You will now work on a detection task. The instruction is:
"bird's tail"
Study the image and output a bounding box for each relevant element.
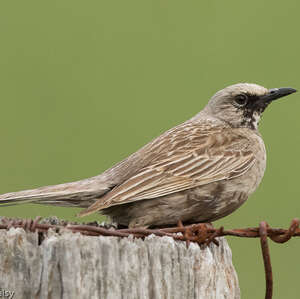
[0,177,110,209]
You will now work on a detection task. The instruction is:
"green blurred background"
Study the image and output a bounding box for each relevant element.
[0,1,299,298]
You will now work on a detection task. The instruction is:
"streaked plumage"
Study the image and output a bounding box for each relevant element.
[0,83,296,227]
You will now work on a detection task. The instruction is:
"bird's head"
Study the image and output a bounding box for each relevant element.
[204,83,297,130]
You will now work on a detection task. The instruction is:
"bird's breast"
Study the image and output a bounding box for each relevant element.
[249,132,267,193]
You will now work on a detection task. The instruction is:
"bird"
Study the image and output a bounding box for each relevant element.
[0,83,296,228]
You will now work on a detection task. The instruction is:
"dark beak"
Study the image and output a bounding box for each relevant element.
[260,87,297,104]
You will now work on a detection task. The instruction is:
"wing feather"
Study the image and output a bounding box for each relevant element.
[79,137,256,217]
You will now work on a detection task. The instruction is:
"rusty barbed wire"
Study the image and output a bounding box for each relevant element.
[259,221,273,299]
[0,216,299,299]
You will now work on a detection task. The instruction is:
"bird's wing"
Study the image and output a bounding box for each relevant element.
[79,128,256,217]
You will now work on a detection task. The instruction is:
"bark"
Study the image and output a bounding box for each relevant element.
[0,227,240,299]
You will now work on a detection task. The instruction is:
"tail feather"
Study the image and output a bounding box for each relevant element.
[0,177,111,209]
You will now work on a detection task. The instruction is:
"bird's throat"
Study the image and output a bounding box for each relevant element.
[241,110,261,130]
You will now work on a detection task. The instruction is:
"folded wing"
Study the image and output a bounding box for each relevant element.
[79,130,255,217]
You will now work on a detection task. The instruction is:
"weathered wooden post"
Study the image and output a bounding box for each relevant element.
[0,224,240,299]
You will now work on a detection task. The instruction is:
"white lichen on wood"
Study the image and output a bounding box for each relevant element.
[0,228,240,299]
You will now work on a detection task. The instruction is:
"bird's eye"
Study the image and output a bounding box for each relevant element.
[234,94,248,107]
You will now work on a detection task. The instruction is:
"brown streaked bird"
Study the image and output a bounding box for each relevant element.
[0,83,297,228]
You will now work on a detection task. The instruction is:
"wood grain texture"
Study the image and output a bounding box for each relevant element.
[0,228,240,299]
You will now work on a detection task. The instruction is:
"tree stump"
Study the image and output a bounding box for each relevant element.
[0,226,240,299]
